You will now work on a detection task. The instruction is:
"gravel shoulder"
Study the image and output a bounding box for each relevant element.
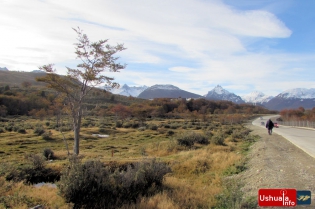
[238,123,315,208]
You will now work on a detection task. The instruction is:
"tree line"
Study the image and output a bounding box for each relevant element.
[280,107,315,121]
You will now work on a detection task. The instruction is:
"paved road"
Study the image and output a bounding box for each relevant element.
[252,115,315,158]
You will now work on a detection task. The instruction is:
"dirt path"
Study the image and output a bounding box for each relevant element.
[238,123,315,208]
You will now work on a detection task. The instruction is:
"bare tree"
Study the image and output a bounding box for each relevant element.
[37,27,126,155]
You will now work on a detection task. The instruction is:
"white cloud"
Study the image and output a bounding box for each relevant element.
[0,0,309,96]
[169,67,195,73]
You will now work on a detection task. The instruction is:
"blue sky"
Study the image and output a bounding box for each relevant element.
[1,0,315,96]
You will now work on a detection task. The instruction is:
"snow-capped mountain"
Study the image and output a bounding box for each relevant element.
[205,85,245,104]
[277,88,315,99]
[138,84,202,99]
[265,88,315,111]
[110,84,148,97]
[242,91,273,104]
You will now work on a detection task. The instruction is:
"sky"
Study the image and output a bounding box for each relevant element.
[1,0,315,97]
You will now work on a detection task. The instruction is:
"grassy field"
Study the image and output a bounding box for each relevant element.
[0,114,259,208]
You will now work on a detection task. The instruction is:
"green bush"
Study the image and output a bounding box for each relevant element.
[58,158,171,209]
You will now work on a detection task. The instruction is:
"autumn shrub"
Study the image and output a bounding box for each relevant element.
[58,158,171,209]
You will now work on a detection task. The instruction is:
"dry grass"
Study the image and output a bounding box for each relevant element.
[0,116,252,208]
[0,177,70,209]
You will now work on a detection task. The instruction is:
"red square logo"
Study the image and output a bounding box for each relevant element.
[258,189,297,207]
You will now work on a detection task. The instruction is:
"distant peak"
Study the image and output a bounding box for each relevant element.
[212,85,228,94]
[122,84,129,88]
[0,67,9,71]
[151,84,180,90]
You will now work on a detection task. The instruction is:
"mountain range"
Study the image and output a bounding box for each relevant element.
[110,84,315,111]
[0,68,314,111]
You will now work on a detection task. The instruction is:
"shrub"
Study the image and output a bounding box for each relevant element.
[115,121,123,128]
[25,154,46,170]
[132,122,140,128]
[215,179,244,209]
[42,131,52,140]
[12,125,20,132]
[149,124,158,130]
[176,132,209,147]
[211,134,225,145]
[34,126,45,136]
[167,130,175,136]
[5,156,60,184]
[123,122,132,128]
[0,128,4,133]
[17,128,26,134]
[43,148,54,160]
[5,125,13,132]
[99,128,107,133]
[58,158,171,209]
[138,127,146,131]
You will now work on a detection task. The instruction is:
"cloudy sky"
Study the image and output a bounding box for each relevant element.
[1,0,315,96]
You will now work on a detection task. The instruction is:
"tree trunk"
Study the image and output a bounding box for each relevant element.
[73,124,80,155]
[73,107,82,155]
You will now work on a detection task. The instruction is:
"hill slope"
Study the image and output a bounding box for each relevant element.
[0,71,47,87]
